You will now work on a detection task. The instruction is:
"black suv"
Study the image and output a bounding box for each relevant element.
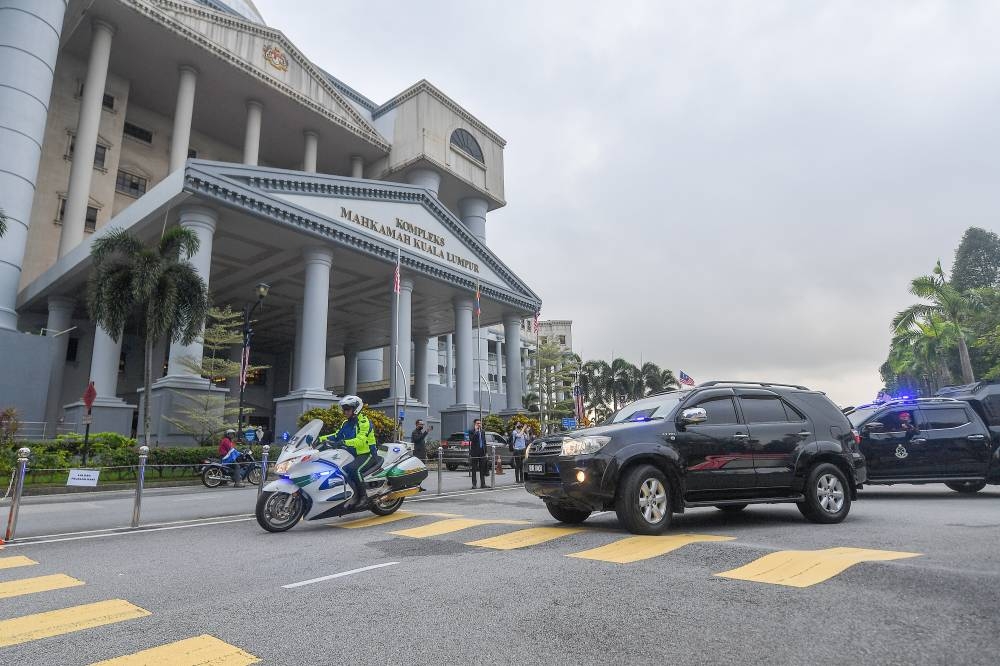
[845,395,999,493]
[524,381,866,535]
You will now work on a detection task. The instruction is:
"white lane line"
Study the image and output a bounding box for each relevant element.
[5,514,254,540]
[282,562,400,589]
[408,485,523,502]
[3,517,254,547]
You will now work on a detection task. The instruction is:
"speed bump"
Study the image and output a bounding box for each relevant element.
[568,534,735,564]
[467,526,585,550]
[716,546,921,588]
[91,634,260,665]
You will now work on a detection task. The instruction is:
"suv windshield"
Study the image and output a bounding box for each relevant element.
[611,393,685,423]
[846,406,880,427]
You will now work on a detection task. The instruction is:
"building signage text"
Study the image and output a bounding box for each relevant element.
[340,207,480,274]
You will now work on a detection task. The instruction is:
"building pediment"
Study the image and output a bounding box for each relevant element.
[183,161,541,313]
[140,0,389,151]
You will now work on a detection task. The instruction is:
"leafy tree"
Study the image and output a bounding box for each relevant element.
[952,227,1000,292]
[482,413,505,434]
[893,261,979,384]
[528,342,577,432]
[87,227,210,447]
[641,362,678,395]
[507,413,541,438]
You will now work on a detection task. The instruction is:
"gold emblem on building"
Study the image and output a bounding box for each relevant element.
[263,45,289,72]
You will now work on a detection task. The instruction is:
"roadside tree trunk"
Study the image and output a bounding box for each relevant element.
[957,335,976,384]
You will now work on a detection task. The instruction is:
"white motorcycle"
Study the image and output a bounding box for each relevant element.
[256,419,428,532]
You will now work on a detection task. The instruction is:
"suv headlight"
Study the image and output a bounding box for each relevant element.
[561,436,611,457]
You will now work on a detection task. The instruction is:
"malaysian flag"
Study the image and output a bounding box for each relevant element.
[240,340,251,389]
[679,370,695,387]
[393,256,400,294]
[475,284,481,317]
[573,384,585,422]
[533,310,540,334]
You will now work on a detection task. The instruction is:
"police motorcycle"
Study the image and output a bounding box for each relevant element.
[256,419,428,532]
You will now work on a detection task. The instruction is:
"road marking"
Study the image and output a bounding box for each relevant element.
[282,562,400,589]
[3,517,254,548]
[0,599,150,647]
[6,515,256,542]
[716,547,922,588]
[0,555,37,570]
[467,526,585,550]
[568,534,736,564]
[332,511,461,529]
[90,634,260,665]
[0,573,85,599]
[391,518,530,538]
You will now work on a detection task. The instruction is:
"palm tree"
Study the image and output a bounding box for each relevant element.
[893,261,978,384]
[607,358,635,411]
[580,360,611,415]
[640,362,679,395]
[87,227,210,446]
[887,313,957,393]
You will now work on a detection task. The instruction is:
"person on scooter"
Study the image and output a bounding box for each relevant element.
[318,395,377,508]
[219,428,243,487]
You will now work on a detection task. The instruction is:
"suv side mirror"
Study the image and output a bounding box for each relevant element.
[862,422,884,434]
[679,407,708,425]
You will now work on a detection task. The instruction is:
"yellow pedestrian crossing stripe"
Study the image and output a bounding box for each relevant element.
[391,518,530,538]
[90,634,259,665]
[0,555,37,570]
[467,526,585,550]
[568,534,736,564]
[333,511,461,529]
[716,546,921,587]
[0,599,150,647]
[0,573,85,599]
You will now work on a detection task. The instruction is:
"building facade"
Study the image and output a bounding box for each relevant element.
[0,0,540,442]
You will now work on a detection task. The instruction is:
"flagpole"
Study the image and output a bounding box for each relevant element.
[535,315,541,433]
[393,248,401,441]
[476,281,483,426]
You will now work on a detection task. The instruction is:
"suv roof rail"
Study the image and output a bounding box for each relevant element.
[853,397,964,411]
[698,380,811,390]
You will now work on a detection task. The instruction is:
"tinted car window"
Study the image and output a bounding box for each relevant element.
[694,397,739,424]
[740,397,788,423]
[873,409,919,433]
[921,408,970,430]
[611,393,685,423]
[783,401,806,422]
[847,406,880,428]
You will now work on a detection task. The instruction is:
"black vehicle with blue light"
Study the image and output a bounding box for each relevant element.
[523,381,866,535]
[845,390,1000,493]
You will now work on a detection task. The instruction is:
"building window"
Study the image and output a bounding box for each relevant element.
[558,335,566,345]
[66,338,79,363]
[57,198,98,232]
[115,170,148,198]
[187,148,198,158]
[245,367,268,386]
[67,135,109,169]
[540,336,548,344]
[123,121,153,144]
[75,82,115,111]
[449,128,484,163]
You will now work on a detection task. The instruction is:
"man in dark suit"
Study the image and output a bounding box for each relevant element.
[469,418,488,489]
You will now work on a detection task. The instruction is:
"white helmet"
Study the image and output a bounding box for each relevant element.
[339,395,363,412]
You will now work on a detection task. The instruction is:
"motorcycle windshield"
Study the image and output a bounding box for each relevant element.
[279,419,324,460]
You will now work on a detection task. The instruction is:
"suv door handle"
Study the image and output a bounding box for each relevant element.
[797,431,812,438]
[733,433,750,440]
[967,434,986,441]
[910,438,927,444]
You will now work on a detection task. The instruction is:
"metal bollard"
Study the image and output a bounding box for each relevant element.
[258,445,270,500]
[131,445,148,528]
[4,447,31,542]
[437,446,443,496]
[490,443,496,489]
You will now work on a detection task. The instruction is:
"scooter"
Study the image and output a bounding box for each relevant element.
[255,419,428,532]
[201,448,262,488]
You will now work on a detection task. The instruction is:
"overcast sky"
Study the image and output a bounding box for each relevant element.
[256,0,999,406]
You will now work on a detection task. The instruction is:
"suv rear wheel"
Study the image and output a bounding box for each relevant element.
[945,480,987,494]
[615,464,672,535]
[797,463,851,524]
[545,503,591,524]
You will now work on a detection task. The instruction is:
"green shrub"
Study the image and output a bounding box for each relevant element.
[482,414,506,435]
[298,406,396,443]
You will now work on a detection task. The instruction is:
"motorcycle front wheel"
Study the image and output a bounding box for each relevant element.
[202,466,227,488]
[256,491,305,532]
[369,495,404,516]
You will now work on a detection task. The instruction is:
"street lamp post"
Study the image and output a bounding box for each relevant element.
[236,282,270,442]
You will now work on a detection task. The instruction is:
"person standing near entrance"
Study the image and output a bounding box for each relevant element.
[411,420,433,461]
[510,423,528,483]
[469,418,488,489]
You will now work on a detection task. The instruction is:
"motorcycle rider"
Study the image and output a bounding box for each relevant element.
[219,428,243,487]
[319,395,377,508]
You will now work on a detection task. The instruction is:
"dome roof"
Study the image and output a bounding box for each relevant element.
[193,0,266,25]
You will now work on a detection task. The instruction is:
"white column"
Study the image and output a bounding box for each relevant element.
[390,277,414,400]
[243,100,263,166]
[344,346,358,395]
[43,296,75,430]
[303,130,318,173]
[169,65,198,172]
[164,206,217,378]
[503,315,523,410]
[90,325,122,399]
[350,154,364,179]
[453,297,474,405]
[406,168,440,196]
[0,0,68,330]
[414,335,429,404]
[446,333,454,388]
[427,337,441,386]
[57,19,115,259]
[296,247,333,391]
[458,196,488,244]
[357,348,383,384]
[292,303,304,389]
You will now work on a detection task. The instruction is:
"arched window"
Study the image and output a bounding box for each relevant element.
[450,128,484,163]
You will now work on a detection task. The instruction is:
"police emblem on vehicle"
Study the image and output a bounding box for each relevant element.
[895,444,908,459]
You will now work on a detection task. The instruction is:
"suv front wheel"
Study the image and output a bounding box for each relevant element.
[797,463,851,524]
[545,502,591,524]
[616,464,672,535]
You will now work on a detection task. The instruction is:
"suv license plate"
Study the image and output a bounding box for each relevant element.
[527,463,544,473]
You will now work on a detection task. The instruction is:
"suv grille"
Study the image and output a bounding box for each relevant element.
[529,440,563,457]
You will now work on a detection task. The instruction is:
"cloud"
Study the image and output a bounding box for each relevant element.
[257,0,1000,405]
